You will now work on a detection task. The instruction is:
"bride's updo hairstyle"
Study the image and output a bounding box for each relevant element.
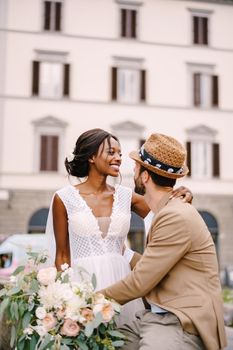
[65,128,119,178]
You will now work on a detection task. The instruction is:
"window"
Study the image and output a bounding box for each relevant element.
[32,51,70,99]
[193,73,218,107]
[193,15,208,45]
[111,120,144,177]
[186,125,220,179]
[187,63,218,108]
[40,135,58,171]
[188,8,212,46]
[112,58,146,103]
[32,116,67,173]
[43,0,62,32]
[121,8,137,38]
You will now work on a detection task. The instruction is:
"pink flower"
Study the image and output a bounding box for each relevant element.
[37,267,57,286]
[42,313,57,331]
[60,319,80,337]
[56,308,66,320]
[93,302,115,322]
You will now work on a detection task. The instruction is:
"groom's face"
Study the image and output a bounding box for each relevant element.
[134,163,146,195]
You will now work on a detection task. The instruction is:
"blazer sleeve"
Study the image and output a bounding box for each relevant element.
[101,209,191,304]
[130,251,142,270]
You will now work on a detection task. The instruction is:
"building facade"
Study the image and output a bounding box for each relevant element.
[0,0,233,268]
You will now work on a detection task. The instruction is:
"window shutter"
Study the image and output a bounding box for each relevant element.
[212,75,219,107]
[111,67,117,100]
[51,136,58,171]
[32,61,40,96]
[131,10,137,38]
[40,135,58,171]
[140,69,146,101]
[121,9,126,37]
[55,2,62,31]
[44,1,51,30]
[193,16,199,44]
[193,73,201,106]
[203,17,208,45]
[63,63,70,97]
[40,136,47,171]
[186,142,191,176]
[212,143,220,177]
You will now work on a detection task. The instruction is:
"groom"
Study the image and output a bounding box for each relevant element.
[101,133,227,350]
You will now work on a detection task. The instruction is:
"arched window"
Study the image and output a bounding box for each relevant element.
[28,208,49,233]
[199,210,218,251]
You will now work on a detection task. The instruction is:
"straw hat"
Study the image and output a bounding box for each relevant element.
[129,133,189,179]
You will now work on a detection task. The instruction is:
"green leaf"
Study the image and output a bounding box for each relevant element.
[10,325,16,348]
[76,339,89,350]
[22,311,31,329]
[8,286,21,295]
[12,265,25,276]
[91,273,97,290]
[0,287,7,298]
[84,322,94,337]
[39,334,54,350]
[60,345,70,350]
[107,330,126,339]
[26,252,39,258]
[11,301,19,320]
[29,334,38,350]
[18,339,26,350]
[0,297,10,320]
[61,338,73,345]
[30,278,39,293]
[112,340,125,347]
[62,274,69,283]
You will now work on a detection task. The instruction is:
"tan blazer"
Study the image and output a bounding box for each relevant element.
[102,195,227,350]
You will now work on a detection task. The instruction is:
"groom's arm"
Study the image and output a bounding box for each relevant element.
[100,210,191,304]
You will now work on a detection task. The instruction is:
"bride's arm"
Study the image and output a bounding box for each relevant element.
[52,194,71,270]
[131,186,193,218]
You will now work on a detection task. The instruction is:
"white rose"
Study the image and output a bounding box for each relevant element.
[36,307,47,319]
[23,327,33,335]
[61,263,69,271]
[37,267,57,286]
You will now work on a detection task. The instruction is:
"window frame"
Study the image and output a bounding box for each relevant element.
[42,0,63,32]
[32,51,70,99]
[111,57,146,104]
[32,116,67,174]
[187,63,218,109]
[116,0,142,39]
[186,125,220,180]
[188,8,213,47]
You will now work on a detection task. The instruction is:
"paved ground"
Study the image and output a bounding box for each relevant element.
[225,326,233,350]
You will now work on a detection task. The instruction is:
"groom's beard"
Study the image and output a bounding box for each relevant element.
[134,175,145,196]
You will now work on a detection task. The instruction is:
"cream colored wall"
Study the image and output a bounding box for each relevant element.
[1,0,233,193]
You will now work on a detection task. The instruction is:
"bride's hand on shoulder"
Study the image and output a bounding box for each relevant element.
[170,186,193,204]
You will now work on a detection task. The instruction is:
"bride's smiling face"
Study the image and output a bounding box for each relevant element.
[91,137,122,177]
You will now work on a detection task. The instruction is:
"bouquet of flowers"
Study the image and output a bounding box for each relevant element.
[0,252,125,350]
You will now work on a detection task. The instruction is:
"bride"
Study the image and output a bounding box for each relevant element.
[45,128,192,326]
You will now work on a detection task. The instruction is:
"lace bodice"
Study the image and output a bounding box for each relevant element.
[56,185,132,262]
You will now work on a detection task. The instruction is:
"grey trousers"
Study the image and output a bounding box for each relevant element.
[119,310,206,350]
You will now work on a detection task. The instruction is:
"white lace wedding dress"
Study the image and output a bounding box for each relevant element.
[46,184,144,326]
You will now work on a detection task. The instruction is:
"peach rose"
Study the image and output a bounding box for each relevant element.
[42,313,57,331]
[60,319,80,337]
[93,302,115,322]
[37,267,57,286]
[81,308,94,323]
[56,308,66,320]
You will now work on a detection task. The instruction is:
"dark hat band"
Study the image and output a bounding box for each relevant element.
[139,146,184,175]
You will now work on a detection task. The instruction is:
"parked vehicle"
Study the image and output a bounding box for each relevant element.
[0,234,48,285]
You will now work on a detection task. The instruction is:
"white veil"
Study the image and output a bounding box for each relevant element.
[45,195,56,267]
